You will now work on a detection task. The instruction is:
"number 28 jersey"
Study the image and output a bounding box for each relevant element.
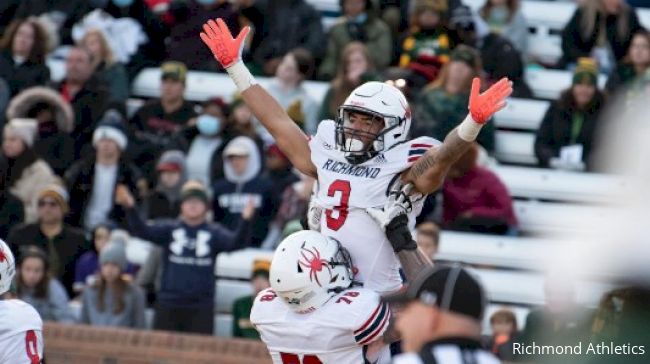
[309,120,440,293]
[250,287,391,364]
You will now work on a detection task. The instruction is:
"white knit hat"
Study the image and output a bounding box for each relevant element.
[92,110,128,150]
[3,118,38,147]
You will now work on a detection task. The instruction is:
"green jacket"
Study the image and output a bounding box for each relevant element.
[232,295,260,339]
[318,17,392,80]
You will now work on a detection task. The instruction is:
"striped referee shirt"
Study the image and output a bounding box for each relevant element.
[393,337,501,364]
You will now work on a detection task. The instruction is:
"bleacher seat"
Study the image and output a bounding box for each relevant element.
[494,98,549,130]
[525,68,607,100]
[513,199,614,235]
[495,131,537,165]
[216,279,253,313]
[216,313,234,337]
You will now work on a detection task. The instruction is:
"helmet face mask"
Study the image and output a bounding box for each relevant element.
[270,231,355,313]
[335,82,411,164]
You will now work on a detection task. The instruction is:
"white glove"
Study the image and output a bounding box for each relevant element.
[307,196,323,232]
[365,183,422,231]
[550,157,586,172]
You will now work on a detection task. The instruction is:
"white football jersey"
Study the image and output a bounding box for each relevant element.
[251,287,391,364]
[0,299,44,364]
[310,120,441,293]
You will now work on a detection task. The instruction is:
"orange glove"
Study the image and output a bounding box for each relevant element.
[468,77,512,124]
[200,18,250,69]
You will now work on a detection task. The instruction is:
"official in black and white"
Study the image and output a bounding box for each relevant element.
[387,265,501,364]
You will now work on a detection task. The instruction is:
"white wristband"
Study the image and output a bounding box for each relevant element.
[226,61,257,92]
[457,114,482,142]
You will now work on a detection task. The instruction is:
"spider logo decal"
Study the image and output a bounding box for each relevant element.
[298,243,332,287]
[0,248,6,263]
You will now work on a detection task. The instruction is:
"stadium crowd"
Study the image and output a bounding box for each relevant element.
[0,0,649,362]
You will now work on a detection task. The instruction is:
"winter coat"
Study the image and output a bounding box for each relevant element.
[319,16,393,79]
[480,33,532,99]
[96,61,129,104]
[212,136,274,248]
[8,223,89,297]
[4,157,58,223]
[560,5,642,67]
[64,156,143,229]
[534,90,606,170]
[0,51,50,97]
[166,1,239,71]
[7,86,75,175]
[0,191,23,240]
[54,76,109,158]
[241,0,325,68]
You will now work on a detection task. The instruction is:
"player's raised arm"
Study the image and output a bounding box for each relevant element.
[404,78,512,194]
[200,19,317,177]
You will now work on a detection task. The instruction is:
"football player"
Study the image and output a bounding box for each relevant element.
[0,239,44,364]
[200,20,512,293]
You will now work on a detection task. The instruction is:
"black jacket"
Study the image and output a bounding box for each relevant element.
[534,90,605,170]
[7,223,89,296]
[64,156,143,229]
[15,0,91,45]
[0,51,50,97]
[54,77,109,158]
[0,191,24,240]
[480,34,533,99]
[561,6,642,67]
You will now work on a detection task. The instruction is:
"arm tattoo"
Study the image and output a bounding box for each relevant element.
[397,249,433,283]
[408,128,473,182]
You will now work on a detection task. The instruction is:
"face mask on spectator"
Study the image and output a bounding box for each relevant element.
[111,0,134,7]
[196,0,217,5]
[197,114,221,136]
[488,5,510,25]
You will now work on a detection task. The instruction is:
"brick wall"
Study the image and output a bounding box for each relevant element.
[44,323,272,364]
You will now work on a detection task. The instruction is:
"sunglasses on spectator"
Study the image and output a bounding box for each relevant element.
[37,199,59,208]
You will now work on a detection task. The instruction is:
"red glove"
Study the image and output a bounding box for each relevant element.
[468,77,512,124]
[200,18,250,69]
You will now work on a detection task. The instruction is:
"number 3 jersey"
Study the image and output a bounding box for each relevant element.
[250,287,391,364]
[309,120,440,293]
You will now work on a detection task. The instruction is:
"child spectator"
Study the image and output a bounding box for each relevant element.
[115,180,254,334]
[415,221,440,260]
[231,259,271,339]
[80,239,146,329]
[484,308,519,360]
[16,247,76,323]
[146,150,186,219]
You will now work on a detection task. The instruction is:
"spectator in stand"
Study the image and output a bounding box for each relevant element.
[413,46,495,152]
[228,97,265,152]
[319,0,392,80]
[6,86,75,176]
[14,0,91,45]
[415,221,440,260]
[166,0,238,71]
[606,30,650,96]
[0,119,58,223]
[7,184,88,297]
[15,246,76,323]
[261,172,314,250]
[173,97,233,184]
[238,0,324,76]
[130,61,197,181]
[74,222,113,294]
[450,5,532,98]
[483,308,519,361]
[534,59,606,172]
[55,46,109,158]
[0,174,24,240]
[232,259,271,339]
[78,29,129,104]
[0,0,20,35]
[398,0,451,73]
[264,145,299,203]
[65,111,146,231]
[115,180,254,334]
[265,49,319,134]
[0,18,51,97]
[102,0,168,78]
[560,0,642,73]
[213,137,273,248]
[479,0,528,54]
[318,42,377,121]
[442,143,517,235]
[80,238,146,329]
[146,150,186,220]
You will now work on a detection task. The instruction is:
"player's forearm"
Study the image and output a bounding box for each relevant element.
[406,115,479,194]
[383,316,401,344]
[397,248,433,283]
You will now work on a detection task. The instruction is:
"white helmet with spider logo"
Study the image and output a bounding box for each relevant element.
[0,239,16,295]
[270,230,354,313]
[335,81,412,165]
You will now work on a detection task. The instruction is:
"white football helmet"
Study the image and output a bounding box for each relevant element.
[0,239,16,295]
[335,81,412,164]
[270,230,354,313]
